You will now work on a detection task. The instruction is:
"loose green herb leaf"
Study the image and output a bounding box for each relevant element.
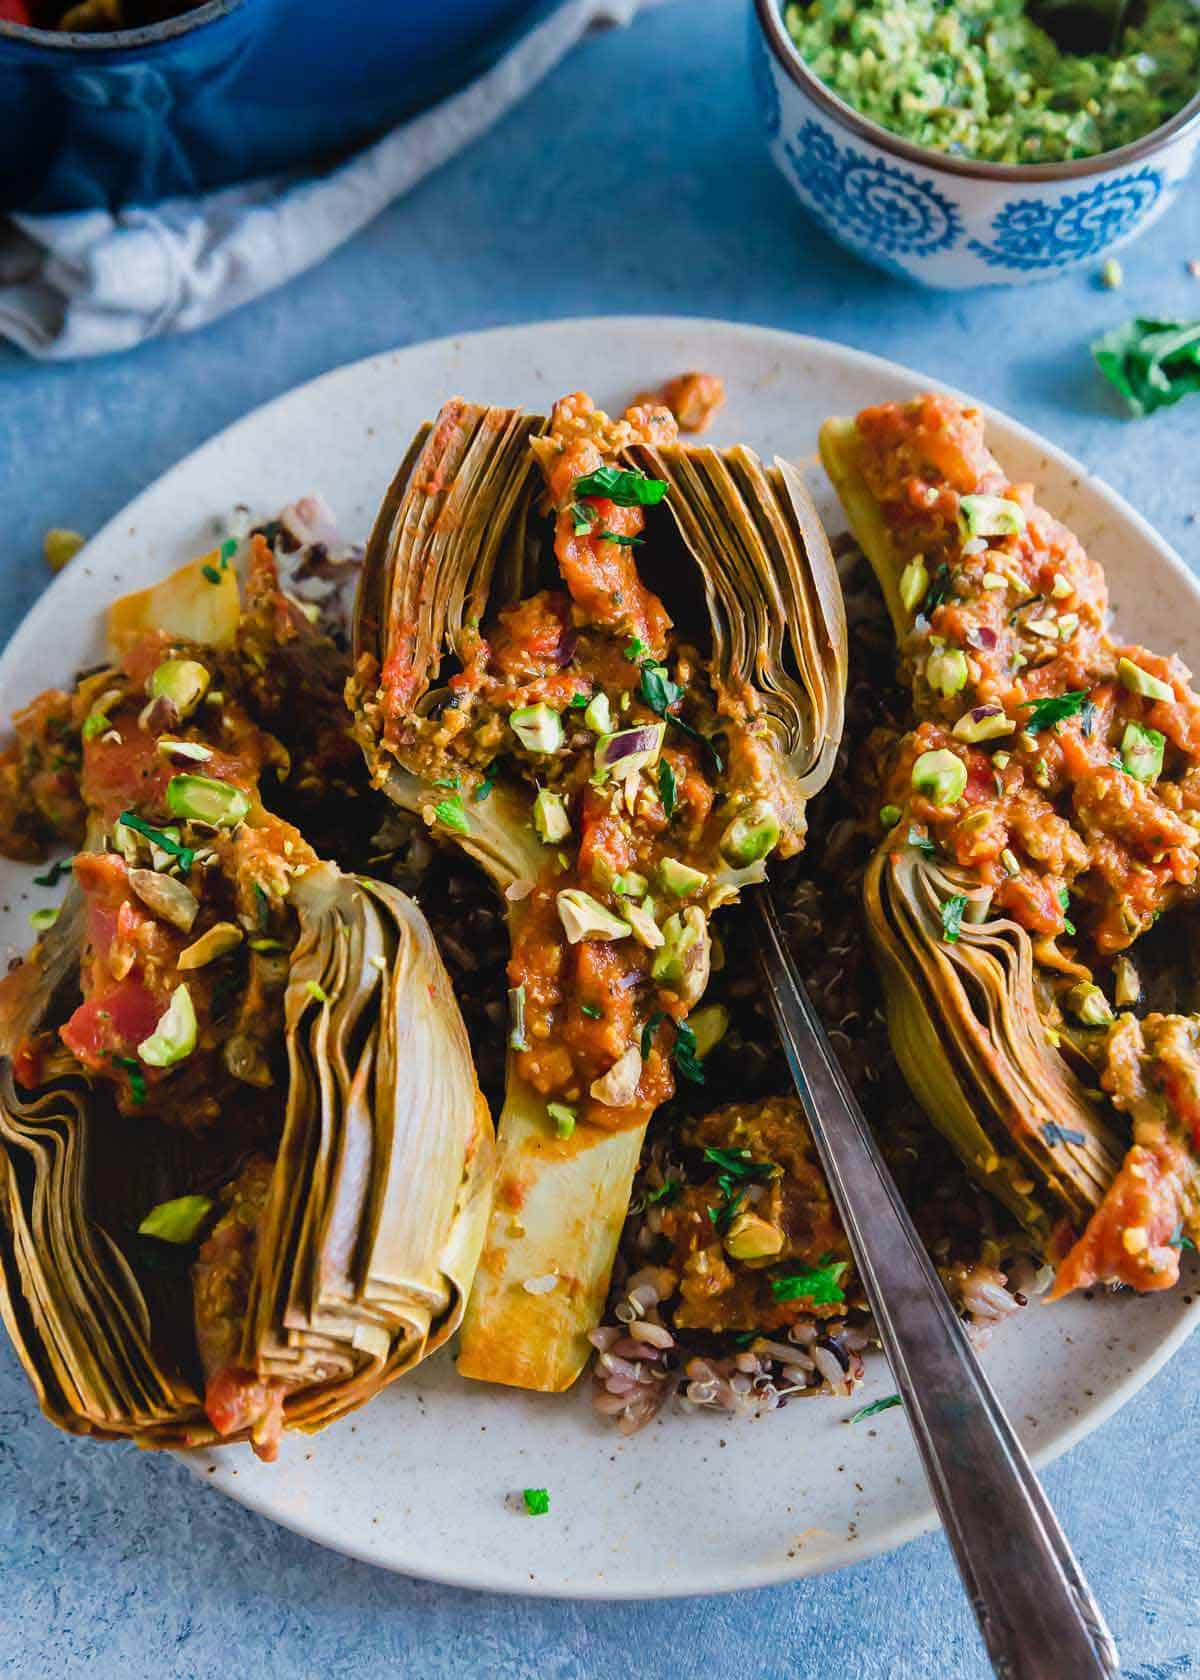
[305,980,331,1004]
[707,1190,745,1233]
[571,502,596,536]
[1042,1122,1088,1146]
[1093,317,1200,418]
[921,562,950,616]
[940,895,968,943]
[599,530,644,546]
[658,757,677,819]
[472,763,498,802]
[624,637,649,661]
[522,1488,550,1516]
[218,536,238,565]
[431,775,459,790]
[672,1020,705,1085]
[646,1178,681,1206]
[639,662,683,714]
[568,692,591,709]
[640,1009,666,1060]
[580,1002,602,1020]
[201,564,222,585]
[850,1393,902,1424]
[111,1053,147,1105]
[1166,1221,1196,1249]
[907,826,935,856]
[1019,691,1089,732]
[117,811,194,874]
[433,796,470,835]
[33,856,73,888]
[573,466,668,506]
[770,1256,849,1305]
[701,1146,776,1183]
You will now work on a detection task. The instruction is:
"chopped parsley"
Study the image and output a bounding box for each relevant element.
[568,692,591,709]
[1058,886,1076,936]
[201,564,223,585]
[641,1010,666,1060]
[111,1054,147,1105]
[432,775,459,789]
[702,1145,776,1234]
[580,1002,603,1020]
[672,1020,705,1085]
[850,1393,902,1424]
[1019,691,1089,733]
[907,826,935,856]
[33,857,73,888]
[940,895,968,943]
[770,1255,849,1305]
[573,466,668,506]
[433,796,470,835]
[646,1178,682,1206]
[1041,1122,1087,1147]
[117,811,194,874]
[638,661,723,773]
[472,765,498,802]
[599,530,644,546]
[658,758,677,819]
[571,502,596,536]
[1167,1222,1197,1250]
[522,1488,550,1516]
[625,637,649,661]
[922,562,951,616]
[218,537,238,565]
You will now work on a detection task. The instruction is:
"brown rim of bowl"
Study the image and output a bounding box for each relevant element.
[0,0,238,51]
[755,0,1200,183]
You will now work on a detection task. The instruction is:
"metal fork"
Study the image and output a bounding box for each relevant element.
[754,888,1119,1680]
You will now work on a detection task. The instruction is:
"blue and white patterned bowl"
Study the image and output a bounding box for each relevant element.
[751,0,1200,289]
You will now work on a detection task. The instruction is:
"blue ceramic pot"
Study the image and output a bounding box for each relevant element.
[0,0,546,212]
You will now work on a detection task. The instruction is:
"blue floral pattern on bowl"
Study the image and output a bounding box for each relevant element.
[783,122,962,258]
[968,170,1163,269]
[750,0,1200,289]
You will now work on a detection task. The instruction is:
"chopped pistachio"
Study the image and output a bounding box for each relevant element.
[1068,983,1115,1027]
[137,983,197,1068]
[1117,656,1173,703]
[911,748,966,807]
[926,647,969,698]
[981,571,1008,591]
[953,706,1014,744]
[687,1003,729,1059]
[659,856,707,896]
[1050,572,1073,599]
[547,1102,577,1139]
[583,692,612,735]
[533,787,571,844]
[1026,617,1061,639]
[165,774,250,828]
[510,703,564,754]
[556,889,630,944]
[1120,720,1165,784]
[723,1212,784,1261]
[959,495,1026,540]
[898,556,928,613]
[127,868,200,933]
[613,870,648,898]
[148,659,210,720]
[589,1045,643,1108]
[177,921,244,969]
[879,804,902,829]
[1000,847,1021,877]
[992,751,1011,769]
[1113,955,1141,1008]
[625,901,665,949]
[719,798,780,866]
[1057,613,1080,639]
[156,739,214,764]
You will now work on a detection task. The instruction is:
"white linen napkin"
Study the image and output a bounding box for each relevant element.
[0,0,657,361]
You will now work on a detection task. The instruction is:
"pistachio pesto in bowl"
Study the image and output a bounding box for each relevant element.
[751,0,1200,288]
[783,0,1200,167]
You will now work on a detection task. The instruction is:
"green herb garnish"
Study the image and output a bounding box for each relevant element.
[1042,1122,1087,1146]
[574,466,668,506]
[218,537,238,566]
[658,758,677,819]
[568,692,591,709]
[32,857,73,888]
[580,1002,602,1020]
[599,530,644,546]
[638,661,723,773]
[305,980,331,1004]
[137,1193,214,1245]
[571,502,596,536]
[111,1054,147,1106]
[907,826,935,856]
[1019,691,1089,733]
[921,562,950,616]
[672,1020,705,1085]
[941,895,968,943]
[850,1393,902,1423]
[522,1488,550,1516]
[1167,1222,1196,1250]
[646,1178,681,1206]
[473,764,498,802]
[1093,317,1200,418]
[770,1255,849,1305]
[433,796,470,835]
[641,1010,666,1060]
[117,811,194,874]
[201,564,222,585]
[624,638,649,661]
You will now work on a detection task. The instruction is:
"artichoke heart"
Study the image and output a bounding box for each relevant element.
[0,862,492,1456]
[823,391,1200,1296]
[351,389,846,1391]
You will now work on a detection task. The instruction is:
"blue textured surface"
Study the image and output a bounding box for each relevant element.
[2,4,1200,1676]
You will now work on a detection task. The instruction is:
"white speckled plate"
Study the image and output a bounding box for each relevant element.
[2,319,1197,1598]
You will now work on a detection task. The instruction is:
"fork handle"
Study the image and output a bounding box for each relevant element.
[755,892,1119,1680]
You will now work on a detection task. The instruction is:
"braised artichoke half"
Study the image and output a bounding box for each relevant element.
[822,394,1200,1295]
[0,533,493,1456]
[351,393,845,1390]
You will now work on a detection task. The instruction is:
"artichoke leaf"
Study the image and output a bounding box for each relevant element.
[865,838,1124,1243]
[818,416,911,638]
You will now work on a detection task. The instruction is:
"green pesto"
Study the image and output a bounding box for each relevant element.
[783,0,1200,164]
